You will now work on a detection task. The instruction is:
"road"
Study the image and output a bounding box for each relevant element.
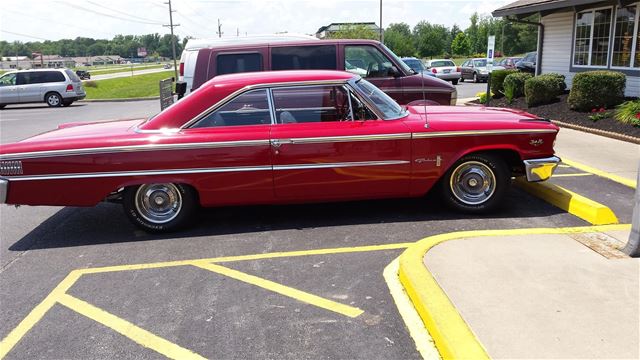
[0,100,630,359]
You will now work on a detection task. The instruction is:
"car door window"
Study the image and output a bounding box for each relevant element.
[217,53,262,75]
[0,73,16,86]
[272,85,354,123]
[271,45,336,70]
[345,45,396,78]
[191,89,272,128]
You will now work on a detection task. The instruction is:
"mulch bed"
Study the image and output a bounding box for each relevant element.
[472,94,640,142]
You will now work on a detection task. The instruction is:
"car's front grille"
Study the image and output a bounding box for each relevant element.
[0,160,23,175]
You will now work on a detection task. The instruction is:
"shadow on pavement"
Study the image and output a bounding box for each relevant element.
[7,187,567,251]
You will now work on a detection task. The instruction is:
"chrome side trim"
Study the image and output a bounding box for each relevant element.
[412,129,557,139]
[3,160,409,182]
[274,160,409,171]
[0,160,23,175]
[523,156,561,182]
[285,133,412,144]
[0,179,7,203]
[0,140,271,161]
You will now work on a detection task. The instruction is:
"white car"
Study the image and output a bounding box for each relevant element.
[425,59,461,85]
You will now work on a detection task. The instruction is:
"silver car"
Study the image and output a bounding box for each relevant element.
[425,59,461,85]
[0,68,86,108]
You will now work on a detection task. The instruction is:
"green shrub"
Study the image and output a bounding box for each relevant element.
[614,100,640,126]
[83,80,98,88]
[567,71,626,111]
[524,73,566,107]
[503,72,532,103]
[476,91,494,103]
[490,69,518,97]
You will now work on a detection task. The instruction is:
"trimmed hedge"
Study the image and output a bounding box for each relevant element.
[524,73,566,107]
[490,69,518,97]
[567,71,626,111]
[503,72,532,103]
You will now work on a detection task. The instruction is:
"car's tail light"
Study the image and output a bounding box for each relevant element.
[431,68,437,74]
[179,62,184,77]
[65,84,74,92]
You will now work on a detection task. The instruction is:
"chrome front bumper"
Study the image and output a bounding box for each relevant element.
[524,156,561,182]
[0,178,7,203]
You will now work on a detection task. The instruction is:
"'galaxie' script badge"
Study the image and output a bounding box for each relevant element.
[529,139,544,147]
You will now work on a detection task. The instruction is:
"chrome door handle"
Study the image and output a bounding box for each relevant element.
[270,139,282,149]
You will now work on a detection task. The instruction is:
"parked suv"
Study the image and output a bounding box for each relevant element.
[75,70,91,80]
[516,52,537,73]
[177,38,456,106]
[0,69,86,108]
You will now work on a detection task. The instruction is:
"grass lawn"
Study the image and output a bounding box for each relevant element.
[78,64,166,76]
[84,71,174,99]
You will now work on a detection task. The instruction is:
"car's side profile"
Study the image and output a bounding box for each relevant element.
[0,69,86,108]
[460,58,506,83]
[0,70,560,232]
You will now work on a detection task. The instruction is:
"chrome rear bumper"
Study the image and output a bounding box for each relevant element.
[524,156,561,182]
[0,179,7,203]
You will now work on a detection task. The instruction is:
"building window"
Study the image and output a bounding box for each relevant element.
[573,8,613,66]
[611,4,640,68]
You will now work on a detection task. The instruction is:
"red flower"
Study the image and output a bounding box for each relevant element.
[635,113,640,120]
[591,108,597,113]
[599,107,606,112]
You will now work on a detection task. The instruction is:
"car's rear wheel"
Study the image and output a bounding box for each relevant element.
[45,92,62,107]
[452,79,459,85]
[123,183,198,232]
[441,154,510,213]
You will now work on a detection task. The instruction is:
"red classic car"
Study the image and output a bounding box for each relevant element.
[0,70,560,232]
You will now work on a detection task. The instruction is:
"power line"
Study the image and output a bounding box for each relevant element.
[56,1,163,25]
[0,29,49,41]
[86,0,165,25]
[175,0,219,34]
[3,8,114,38]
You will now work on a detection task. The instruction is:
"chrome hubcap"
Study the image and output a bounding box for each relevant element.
[450,161,496,205]
[134,184,182,224]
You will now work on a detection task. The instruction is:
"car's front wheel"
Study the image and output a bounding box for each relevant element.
[473,73,479,83]
[45,92,62,107]
[123,183,198,232]
[451,79,459,85]
[441,154,510,213]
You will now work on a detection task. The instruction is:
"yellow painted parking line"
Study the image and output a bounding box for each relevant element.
[0,270,83,359]
[561,158,637,188]
[193,262,364,318]
[398,224,632,360]
[57,294,206,360]
[80,242,413,274]
[552,173,593,178]
[557,164,571,168]
[515,178,618,225]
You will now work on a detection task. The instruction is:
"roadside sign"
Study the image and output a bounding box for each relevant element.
[137,47,147,57]
[159,78,174,110]
[487,35,495,72]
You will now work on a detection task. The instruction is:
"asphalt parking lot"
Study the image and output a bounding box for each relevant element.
[0,99,633,359]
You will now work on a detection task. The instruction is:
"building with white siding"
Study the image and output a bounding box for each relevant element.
[493,0,639,97]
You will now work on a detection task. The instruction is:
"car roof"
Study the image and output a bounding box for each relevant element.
[194,38,382,51]
[207,70,356,88]
[184,34,319,50]
[427,59,454,62]
[2,68,68,73]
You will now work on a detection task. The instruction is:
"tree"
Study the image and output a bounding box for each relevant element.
[384,23,415,57]
[451,32,471,56]
[327,24,378,40]
[413,21,448,58]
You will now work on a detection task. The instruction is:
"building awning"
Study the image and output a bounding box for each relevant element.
[492,0,636,18]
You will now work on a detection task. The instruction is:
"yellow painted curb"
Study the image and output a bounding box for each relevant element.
[398,224,631,360]
[561,158,637,189]
[515,178,618,225]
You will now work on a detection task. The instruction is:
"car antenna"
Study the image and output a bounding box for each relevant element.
[422,66,429,129]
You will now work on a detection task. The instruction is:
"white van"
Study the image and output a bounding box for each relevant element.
[177,34,318,97]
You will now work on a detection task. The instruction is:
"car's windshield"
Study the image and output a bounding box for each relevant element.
[430,60,455,67]
[353,79,407,120]
[381,43,413,74]
[473,59,487,67]
[403,59,424,72]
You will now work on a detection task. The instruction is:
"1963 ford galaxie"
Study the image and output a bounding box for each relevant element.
[0,70,560,232]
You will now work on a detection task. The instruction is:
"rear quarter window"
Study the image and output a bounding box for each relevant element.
[43,71,66,83]
[216,53,262,75]
[271,45,336,70]
[64,69,80,82]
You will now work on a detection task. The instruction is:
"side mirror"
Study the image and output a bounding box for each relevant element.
[388,65,401,78]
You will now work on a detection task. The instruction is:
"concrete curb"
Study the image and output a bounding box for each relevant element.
[79,97,159,103]
[397,225,632,360]
[551,120,640,145]
[514,178,619,225]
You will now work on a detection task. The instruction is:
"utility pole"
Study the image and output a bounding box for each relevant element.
[217,19,223,38]
[163,0,180,81]
[379,0,383,43]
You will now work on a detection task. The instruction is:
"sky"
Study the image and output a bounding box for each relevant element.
[0,0,513,42]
